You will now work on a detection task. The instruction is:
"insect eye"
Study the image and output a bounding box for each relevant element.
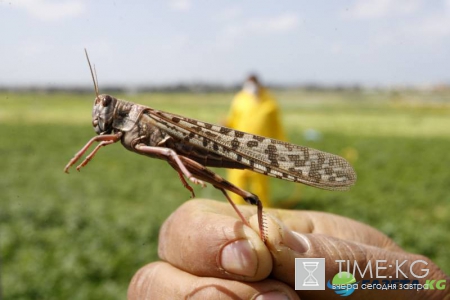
[102,95,112,107]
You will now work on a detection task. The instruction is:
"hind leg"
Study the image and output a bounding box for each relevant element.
[176,155,267,242]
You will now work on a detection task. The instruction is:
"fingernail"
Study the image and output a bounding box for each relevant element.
[285,231,310,253]
[255,291,290,300]
[220,239,257,277]
[266,215,310,253]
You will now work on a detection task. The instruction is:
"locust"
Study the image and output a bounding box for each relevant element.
[64,50,357,241]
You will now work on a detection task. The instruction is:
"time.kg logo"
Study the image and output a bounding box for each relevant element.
[326,271,358,296]
[295,258,326,290]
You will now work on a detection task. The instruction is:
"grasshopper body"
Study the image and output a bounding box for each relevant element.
[64,51,357,241]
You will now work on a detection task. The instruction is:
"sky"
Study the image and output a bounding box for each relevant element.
[1,0,450,87]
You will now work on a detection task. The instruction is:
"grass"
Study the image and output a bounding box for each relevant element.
[1,89,450,299]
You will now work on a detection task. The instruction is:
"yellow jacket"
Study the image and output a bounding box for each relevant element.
[225,88,286,141]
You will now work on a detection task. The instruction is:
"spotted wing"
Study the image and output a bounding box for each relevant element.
[146,109,356,191]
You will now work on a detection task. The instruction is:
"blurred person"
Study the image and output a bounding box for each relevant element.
[224,74,286,208]
[128,199,450,300]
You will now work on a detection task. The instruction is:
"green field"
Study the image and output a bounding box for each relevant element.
[1,89,450,299]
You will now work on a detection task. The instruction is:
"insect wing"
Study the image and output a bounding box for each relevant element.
[147,109,356,190]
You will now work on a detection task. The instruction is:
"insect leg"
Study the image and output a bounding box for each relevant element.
[133,144,207,188]
[217,188,250,226]
[76,139,117,171]
[177,156,267,242]
[176,170,196,198]
[214,187,266,242]
[218,189,267,242]
[64,132,122,173]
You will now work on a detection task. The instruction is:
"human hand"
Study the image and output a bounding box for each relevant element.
[128,199,449,300]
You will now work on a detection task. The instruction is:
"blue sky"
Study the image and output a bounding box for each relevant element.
[1,0,449,87]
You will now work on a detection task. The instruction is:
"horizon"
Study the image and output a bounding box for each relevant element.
[2,81,448,93]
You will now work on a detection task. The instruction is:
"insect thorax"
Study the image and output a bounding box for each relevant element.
[112,99,147,132]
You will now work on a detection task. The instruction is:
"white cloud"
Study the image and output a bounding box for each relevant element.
[223,13,299,39]
[370,0,450,45]
[169,0,191,11]
[343,0,422,19]
[160,35,190,52]
[330,43,343,54]
[408,15,450,39]
[342,0,450,46]
[214,13,299,51]
[215,5,243,22]
[18,39,54,58]
[5,0,85,21]
[261,13,299,33]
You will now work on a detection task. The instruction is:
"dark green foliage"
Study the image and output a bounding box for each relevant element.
[1,90,449,299]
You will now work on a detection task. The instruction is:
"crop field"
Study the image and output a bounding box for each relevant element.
[1,89,450,299]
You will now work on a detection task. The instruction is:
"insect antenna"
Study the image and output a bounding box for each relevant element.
[84,48,99,98]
